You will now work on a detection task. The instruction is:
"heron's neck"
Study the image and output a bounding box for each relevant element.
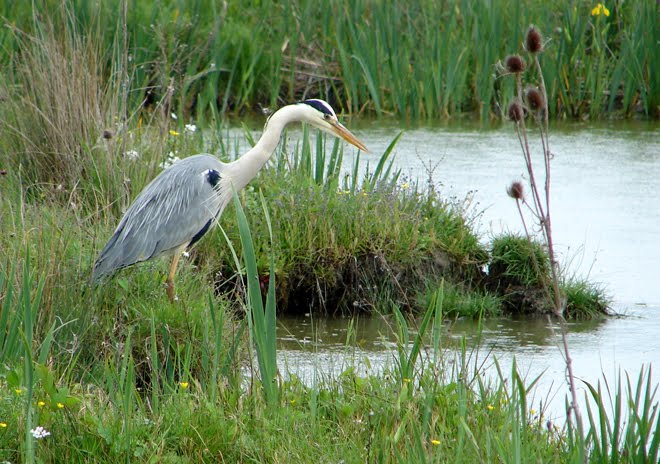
[227,105,300,190]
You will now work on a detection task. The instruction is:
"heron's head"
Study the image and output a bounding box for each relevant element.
[298,99,368,152]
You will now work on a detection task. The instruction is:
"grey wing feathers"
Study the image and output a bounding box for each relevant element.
[93,155,229,281]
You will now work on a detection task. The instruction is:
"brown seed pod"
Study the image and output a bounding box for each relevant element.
[507,101,524,122]
[525,87,545,111]
[525,26,543,54]
[505,55,526,73]
[507,181,525,200]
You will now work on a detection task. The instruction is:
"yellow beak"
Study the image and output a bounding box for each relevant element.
[330,120,369,152]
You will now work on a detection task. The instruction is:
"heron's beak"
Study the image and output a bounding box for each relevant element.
[330,120,369,152]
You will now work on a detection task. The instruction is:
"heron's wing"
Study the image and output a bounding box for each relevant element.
[93,155,228,279]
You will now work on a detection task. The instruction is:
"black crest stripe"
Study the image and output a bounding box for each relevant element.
[301,99,333,116]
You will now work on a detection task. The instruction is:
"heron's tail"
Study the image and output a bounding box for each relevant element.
[92,228,125,283]
[91,257,114,283]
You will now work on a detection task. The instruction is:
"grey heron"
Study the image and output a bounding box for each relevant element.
[93,99,368,301]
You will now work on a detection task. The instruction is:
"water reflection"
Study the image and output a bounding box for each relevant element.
[277,305,660,419]
[278,311,610,354]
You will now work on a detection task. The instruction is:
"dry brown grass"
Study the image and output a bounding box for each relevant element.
[0,10,118,206]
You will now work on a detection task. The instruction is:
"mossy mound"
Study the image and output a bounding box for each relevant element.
[486,234,610,318]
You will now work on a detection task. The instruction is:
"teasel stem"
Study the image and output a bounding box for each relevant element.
[534,52,586,459]
[513,73,546,230]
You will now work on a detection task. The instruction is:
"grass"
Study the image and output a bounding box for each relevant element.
[487,235,610,318]
[0,0,656,122]
[0,252,654,462]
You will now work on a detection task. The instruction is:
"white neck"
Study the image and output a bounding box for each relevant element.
[225,105,308,190]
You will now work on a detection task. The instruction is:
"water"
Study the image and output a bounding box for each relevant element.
[276,121,660,419]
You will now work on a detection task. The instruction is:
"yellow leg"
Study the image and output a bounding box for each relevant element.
[166,252,182,302]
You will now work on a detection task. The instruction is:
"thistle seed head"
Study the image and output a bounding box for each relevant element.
[505,55,526,73]
[507,101,524,122]
[525,26,543,54]
[507,181,525,200]
[525,87,545,111]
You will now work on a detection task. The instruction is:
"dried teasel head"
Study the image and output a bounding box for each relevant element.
[525,26,543,54]
[507,101,524,122]
[505,55,526,73]
[525,87,545,111]
[507,181,525,200]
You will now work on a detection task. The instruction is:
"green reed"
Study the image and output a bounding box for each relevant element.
[1,0,655,127]
[581,367,660,463]
[231,194,279,405]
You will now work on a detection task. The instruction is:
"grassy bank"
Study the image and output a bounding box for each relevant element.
[0,0,657,122]
[0,250,655,463]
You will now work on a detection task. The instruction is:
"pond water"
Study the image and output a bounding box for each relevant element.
[275,120,660,420]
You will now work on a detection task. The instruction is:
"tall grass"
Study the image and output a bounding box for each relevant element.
[231,194,279,405]
[583,368,660,463]
[0,0,655,126]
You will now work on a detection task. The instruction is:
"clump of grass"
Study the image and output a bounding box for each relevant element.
[489,234,550,289]
[563,278,611,320]
[486,235,609,318]
[487,234,557,315]
[195,131,488,315]
[583,367,660,462]
[1,9,115,207]
[420,280,502,319]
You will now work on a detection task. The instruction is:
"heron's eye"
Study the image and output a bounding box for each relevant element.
[323,113,331,121]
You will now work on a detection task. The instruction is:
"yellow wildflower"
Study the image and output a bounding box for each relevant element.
[57,402,65,409]
[530,408,537,415]
[431,439,440,446]
[591,3,610,16]
[169,129,180,136]
[0,422,7,428]
[402,378,412,383]
[179,382,189,389]
[37,401,46,408]
[487,404,494,411]
[14,388,22,395]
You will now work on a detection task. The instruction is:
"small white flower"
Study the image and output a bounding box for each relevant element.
[124,150,140,160]
[171,113,178,120]
[160,152,181,169]
[30,426,51,439]
[182,251,190,258]
[184,123,197,133]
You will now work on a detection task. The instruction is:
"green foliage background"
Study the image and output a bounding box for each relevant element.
[1,0,656,120]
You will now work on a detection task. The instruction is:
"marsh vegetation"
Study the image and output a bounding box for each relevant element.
[0,1,657,462]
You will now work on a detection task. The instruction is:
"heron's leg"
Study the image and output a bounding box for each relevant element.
[166,252,183,302]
